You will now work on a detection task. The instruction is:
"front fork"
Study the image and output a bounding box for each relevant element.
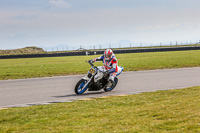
[81,77,92,90]
[82,72,97,89]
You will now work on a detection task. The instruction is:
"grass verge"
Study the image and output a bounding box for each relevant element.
[1,50,200,80]
[0,86,200,132]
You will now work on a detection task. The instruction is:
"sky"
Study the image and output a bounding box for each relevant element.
[0,0,200,50]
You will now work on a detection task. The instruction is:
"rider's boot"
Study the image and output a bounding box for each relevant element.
[109,79,115,86]
[105,79,115,89]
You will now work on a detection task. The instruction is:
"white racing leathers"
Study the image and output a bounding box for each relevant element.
[93,54,123,87]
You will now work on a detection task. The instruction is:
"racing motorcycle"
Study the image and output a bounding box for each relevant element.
[74,61,123,95]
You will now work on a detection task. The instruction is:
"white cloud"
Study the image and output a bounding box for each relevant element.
[49,0,71,8]
[1,1,200,49]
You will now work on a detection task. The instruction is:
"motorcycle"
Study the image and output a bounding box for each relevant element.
[74,61,123,95]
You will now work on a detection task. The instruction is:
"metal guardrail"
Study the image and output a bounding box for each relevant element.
[0,46,200,59]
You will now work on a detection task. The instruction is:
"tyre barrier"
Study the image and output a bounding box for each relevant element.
[1,46,200,59]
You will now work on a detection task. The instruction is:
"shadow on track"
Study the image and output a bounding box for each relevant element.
[53,91,105,98]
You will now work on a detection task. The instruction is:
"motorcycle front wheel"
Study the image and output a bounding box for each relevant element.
[74,79,89,95]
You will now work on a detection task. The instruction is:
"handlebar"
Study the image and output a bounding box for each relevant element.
[86,60,94,66]
[86,61,104,72]
[86,61,110,78]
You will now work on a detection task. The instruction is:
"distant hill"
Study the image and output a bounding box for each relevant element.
[0,47,45,55]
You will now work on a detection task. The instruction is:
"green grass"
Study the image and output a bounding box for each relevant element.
[0,86,200,132]
[1,50,200,80]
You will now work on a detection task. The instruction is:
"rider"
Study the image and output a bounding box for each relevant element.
[89,49,119,87]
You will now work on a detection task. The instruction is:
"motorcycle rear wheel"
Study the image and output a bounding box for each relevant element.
[74,79,88,95]
[104,77,118,92]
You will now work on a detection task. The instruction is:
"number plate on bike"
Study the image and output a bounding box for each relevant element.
[89,68,96,74]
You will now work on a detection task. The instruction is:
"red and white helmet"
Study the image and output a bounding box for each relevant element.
[104,49,113,60]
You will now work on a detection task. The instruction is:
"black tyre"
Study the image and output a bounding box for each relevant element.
[74,79,88,95]
[104,77,118,92]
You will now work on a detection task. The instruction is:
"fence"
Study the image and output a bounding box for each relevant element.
[42,40,200,52]
[1,46,200,59]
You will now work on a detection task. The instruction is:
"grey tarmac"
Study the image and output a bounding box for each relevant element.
[0,67,200,108]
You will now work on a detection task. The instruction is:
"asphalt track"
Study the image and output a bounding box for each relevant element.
[0,67,200,108]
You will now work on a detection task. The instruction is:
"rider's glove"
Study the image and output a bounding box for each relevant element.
[88,59,94,63]
[104,70,110,78]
